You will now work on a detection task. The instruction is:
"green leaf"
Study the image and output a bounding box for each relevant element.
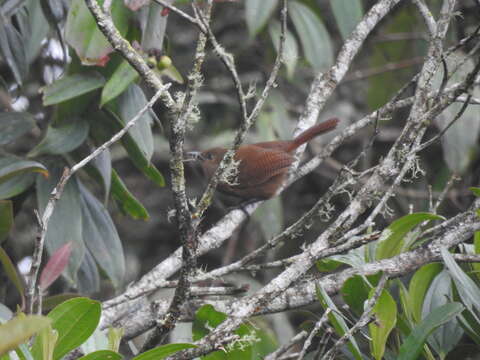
[0,156,48,184]
[78,350,122,360]
[65,0,131,65]
[24,0,49,64]
[42,72,105,106]
[341,275,370,316]
[441,248,480,321]
[42,294,80,312]
[316,286,363,360]
[422,270,463,357]
[140,2,168,54]
[369,289,397,360]
[32,298,101,360]
[0,173,35,200]
[37,324,58,360]
[36,170,85,282]
[288,2,333,71]
[408,263,442,322]
[469,187,480,197]
[111,169,149,220]
[77,248,100,294]
[0,246,24,302]
[376,212,444,260]
[100,60,139,107]
[330,0,363,40]
[132,344,196,360]
[106,84,154,161]
[0,201,13,243]
[0,315,51,356]
[0,112,35,145]
[79,183,125,288]
[29,119,89,157]
[245,0,277,37]
[0,17,27,85]
[397,303,464,360]
[268,20,298,79]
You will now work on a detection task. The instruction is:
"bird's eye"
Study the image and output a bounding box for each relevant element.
[205,152,214,160]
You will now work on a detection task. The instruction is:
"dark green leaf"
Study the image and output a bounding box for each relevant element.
[65,0,130,65]
[140,2,168,53]
[341,275,370,316]
[0,173,35,200]
[0,315,51,356]
[77,248,100,294]
[100,60,139,107]
[0,156,48,184]
[330,0,363,40]
[288,2,333,71]
[0,112,35,145]
[245,0,277,37]
[132,344,196,360]
[408,263,442,322]
[0,246,24,302]
[376,212,444,260]
[111,169,149,220]
[79,183,125,288]
[32,298,101,360]
[369,289,397,360]
[25,0,49,64]
[78,350,122,360]
[36,170,85,282]
[0,201,13,243]
[397,302,464,360]
[92,149,112,202]
[29,119,89,157]
[0,17,27,84]
[42,72,105,106]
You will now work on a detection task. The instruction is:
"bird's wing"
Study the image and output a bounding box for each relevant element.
[234,145,294,188]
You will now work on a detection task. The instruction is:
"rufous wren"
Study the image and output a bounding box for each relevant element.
[187,118,339,201]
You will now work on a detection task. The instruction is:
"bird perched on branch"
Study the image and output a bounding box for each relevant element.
[187,118,339,202]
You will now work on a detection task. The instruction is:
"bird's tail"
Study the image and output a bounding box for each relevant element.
[287,118,339,152]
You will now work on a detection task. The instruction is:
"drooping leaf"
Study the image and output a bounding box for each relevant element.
[42,72,105,106]
[0,112,35,145]
[79,183,125,288]
[36,170,85,282]
[0,156,48,184]
[0,16,27,84]
[39,242,73,291]
[106,84,154,161]
[269,20,299,79]
[0,246,24,302]
[91,149,112,202]
[288,2,333,71]
[76,248,100,294]
[100,60,139,107]
[397,303,464,360]
[0,201,13,243]
[330,0,363,40]
[29,119,89,157]
[65,0,131,65]
[0,315,51,356]
[316,285,363,359]
[408,263,442,322]
[0,173,35,200]
[434,53,480,174]
[422,270,463,358]
[245,0,277,37]
[369,289,397,360]
[376,212,444,260]
[24,0,49,64]
[132,344,196,360]
[111,169,149,220]
[139,2,169,53]
[31,298,101,360]
[341,275,370,316]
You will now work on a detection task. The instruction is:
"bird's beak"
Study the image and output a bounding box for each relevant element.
[184,151,204,162]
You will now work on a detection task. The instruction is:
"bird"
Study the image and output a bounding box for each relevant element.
[187,118,339,202]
